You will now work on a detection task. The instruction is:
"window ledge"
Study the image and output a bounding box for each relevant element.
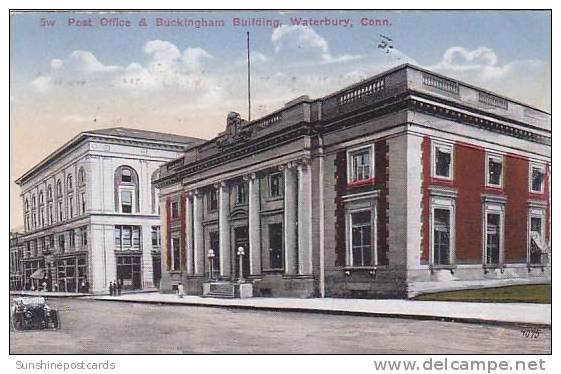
[347,178,376,188]
[482,264,502,269]
[265,196,284,202]
[342,266,378,271]
[429,264,457,272]
[262,268,284,274]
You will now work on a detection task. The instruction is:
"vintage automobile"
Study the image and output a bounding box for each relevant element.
[11,297,59,331]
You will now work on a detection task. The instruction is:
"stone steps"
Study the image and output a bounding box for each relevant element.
[204,283,235,298]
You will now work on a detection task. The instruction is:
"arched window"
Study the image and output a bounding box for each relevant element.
[32,195,36,210]
[56,180,62,197]
[39,191,44,205]
[114,166,139,213]
[67,175,73,191]
[24,198,29,212]
[47,185,53,200]
[78,167,86,185]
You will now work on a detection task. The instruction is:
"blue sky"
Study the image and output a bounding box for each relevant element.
[9,10,551,228]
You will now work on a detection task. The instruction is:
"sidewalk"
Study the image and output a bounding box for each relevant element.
[87,293,551,327]
[10,290,90,297]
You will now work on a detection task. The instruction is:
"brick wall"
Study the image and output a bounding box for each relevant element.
[455,142,484,264]
[420,138,550,265]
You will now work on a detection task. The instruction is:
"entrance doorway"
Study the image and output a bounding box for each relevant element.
[116,254,142,290]
[233,226,250,279]
[152,254,161,288]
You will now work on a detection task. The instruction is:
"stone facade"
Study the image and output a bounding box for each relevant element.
[155,64,551,298]
[14,128,201,294]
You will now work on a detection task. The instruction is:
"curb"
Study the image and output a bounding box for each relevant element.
[86,297,551,329]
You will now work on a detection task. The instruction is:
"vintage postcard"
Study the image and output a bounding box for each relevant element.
[8,7,551,367]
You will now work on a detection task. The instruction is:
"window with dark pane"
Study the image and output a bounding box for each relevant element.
[268,223,283,269]
[435,148,451,178]
[488,156,503,186]
[351,150,370,182]
[530,216,543,264]
[486,213,500,265]
[433,208,450,265]
[351,210,372,266]
[531,166,545,192]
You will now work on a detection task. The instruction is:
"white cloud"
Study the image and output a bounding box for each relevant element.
[61,50,121,73]
[426,46,548,110]
[31,76,52,92]
[272,25,361,65]
[143,40,182,62]
[428,46,543,81]
[182,47,213,70]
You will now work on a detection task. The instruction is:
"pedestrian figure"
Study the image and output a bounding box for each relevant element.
[116,279,122,296]
[109,282,114,296]
[85,280,90,293]
[80,280,86,293]
[177,282,185,298]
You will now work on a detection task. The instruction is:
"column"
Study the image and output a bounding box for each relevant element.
[193,191,205,275]
[141,223,154,288]
[283,163,298,274]
[219,182,231,277]
[185,193,194,275]
[298,160,313,275]
[248,173,262,276]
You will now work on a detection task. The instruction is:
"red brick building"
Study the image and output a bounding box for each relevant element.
[155,64,550,298]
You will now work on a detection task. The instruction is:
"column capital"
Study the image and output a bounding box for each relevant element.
[300,156,311,166]
[244,172,257,181]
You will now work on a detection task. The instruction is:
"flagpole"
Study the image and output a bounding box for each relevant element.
[247,31,251,121]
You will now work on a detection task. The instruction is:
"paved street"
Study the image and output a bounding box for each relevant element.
[10,298,550,354]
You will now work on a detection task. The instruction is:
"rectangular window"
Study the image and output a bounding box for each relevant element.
[268,223,283,269]
[530,164,545,193]
[81,192,86,214]
[122,227,132,247]
[486,213,501,265]
[132,227,140,247]
[208,189,218,211]
[434,145,452,179]
[529,215,544,265]
[350,211,372,266]
[58,234,65,253]
[114,225,141,250]
[487,154,503,187]
[350,149,371,182]
[171,200,179,219]
[114,227,122,247]
[121,191,132,213]
[269,173,283,198]
[58,201,63,221]
[433,208,451,266]
[81,227,88,247]
[171,236,180,271]
[68,196,74,218]
[151,226,161,247]
[236,183,247,204]
[69,230,75,249]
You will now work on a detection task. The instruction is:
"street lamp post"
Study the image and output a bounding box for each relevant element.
[237,246,245,283]
[207,249,215,281]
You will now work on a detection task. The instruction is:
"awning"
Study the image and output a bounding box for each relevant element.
[29,268,45,280]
